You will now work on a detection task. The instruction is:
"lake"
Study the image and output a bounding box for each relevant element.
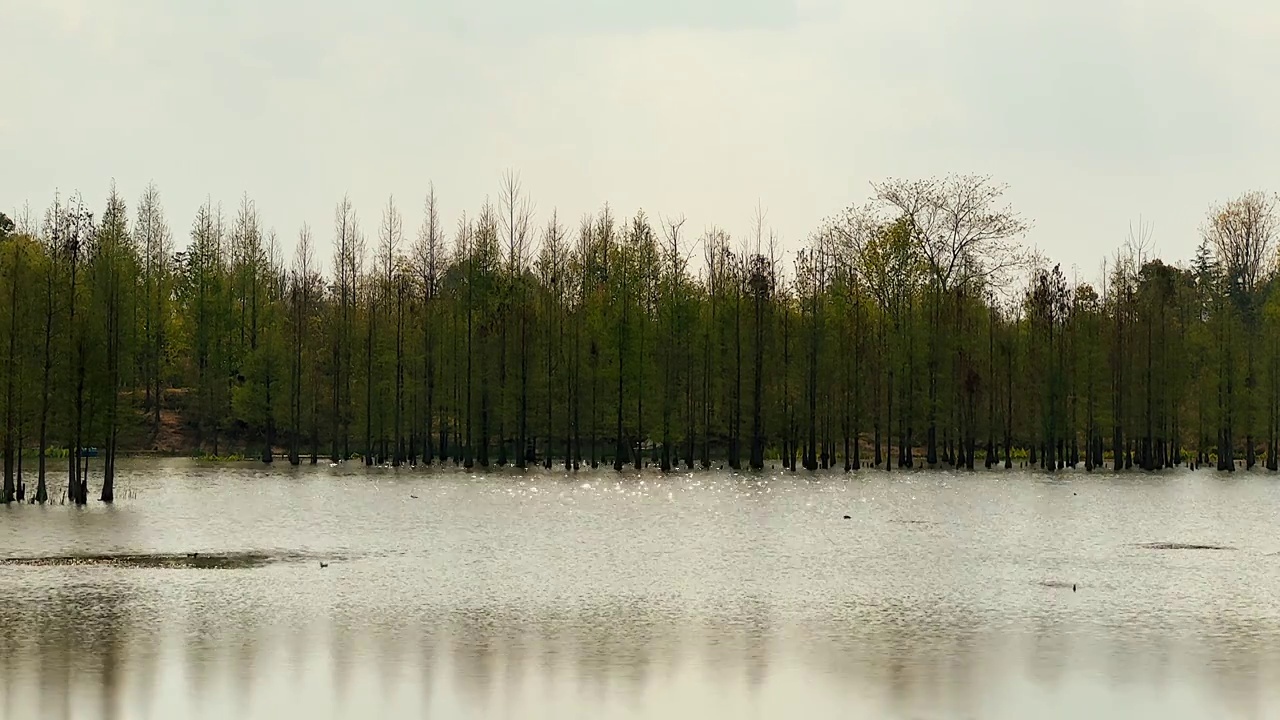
[1,460,1279,719]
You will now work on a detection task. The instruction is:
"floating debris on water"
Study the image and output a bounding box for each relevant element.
[1039,580,1078,591]
[1135,542,1235,551]
[0,551,332,570]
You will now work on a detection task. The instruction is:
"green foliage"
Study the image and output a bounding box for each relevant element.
[1,179,1277,492]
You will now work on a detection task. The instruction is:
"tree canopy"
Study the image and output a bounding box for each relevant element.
[4,176,1279,503]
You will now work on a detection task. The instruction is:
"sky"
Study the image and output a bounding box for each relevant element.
[3,0,1279,283]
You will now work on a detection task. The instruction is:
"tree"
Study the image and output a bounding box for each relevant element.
[136,183,172,439]
[1204,192,1278,469]
[4,173,1276,479]
[499,172,533,467]
[874,175,1029,466]
[96,183,132,501]
[412,186,444,465]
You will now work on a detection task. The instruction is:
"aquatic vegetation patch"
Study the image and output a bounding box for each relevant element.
[0,550,329,569]
[1135,542,1235,551]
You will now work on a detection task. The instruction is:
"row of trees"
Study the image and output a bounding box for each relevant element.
[2,174,1278,503]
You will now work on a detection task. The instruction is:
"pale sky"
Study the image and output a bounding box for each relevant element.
[4,0,1279,282]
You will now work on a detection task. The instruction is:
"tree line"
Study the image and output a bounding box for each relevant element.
[2,173,1278,504]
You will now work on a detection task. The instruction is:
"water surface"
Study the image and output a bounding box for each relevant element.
[2,460,1279,719]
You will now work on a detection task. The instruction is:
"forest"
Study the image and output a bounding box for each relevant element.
[2,173,1279,505]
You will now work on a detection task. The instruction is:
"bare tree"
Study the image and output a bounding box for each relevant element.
[289,224,316,465]
[659,214,688,471]
[1204,191,1278,304]
[873,175,1029,466]
[331,196,358,461]
[499,171,534,466]
[413,185,444,463]
[377,195,404,464]
[45,191,97,504]
[536,210,567,467]
[1203,191,1278,468]
[135,183,172,438]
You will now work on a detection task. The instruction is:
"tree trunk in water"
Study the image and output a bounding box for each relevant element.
[750,286,765,471]
[518,295,529,469]
[72,340,87,505]
[635,299,644,472]
[102,278,120,503]
[36,274,52,504]
[885,370,893,472]
[364,301,375,466]
[1114,426,1124,472]
[2,250,17,504]
[394,282,405,467]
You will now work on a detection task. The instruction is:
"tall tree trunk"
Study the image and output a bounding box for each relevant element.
[395,280,405,466]
[615,272,627,472]
[750,282,765,471]
[365,296,375,466]
[519,286,530,468]
[102,272,120,503]
[465,279,474,469]
[499,295,509,466]
[2,247,19,504]
[635,286,644,471]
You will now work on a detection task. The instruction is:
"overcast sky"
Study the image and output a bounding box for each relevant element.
[4,0,1278,282]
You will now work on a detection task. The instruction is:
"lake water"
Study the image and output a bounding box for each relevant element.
[1,460,1279,719]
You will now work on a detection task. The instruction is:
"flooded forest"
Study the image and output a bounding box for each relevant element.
[2,174,1279,504]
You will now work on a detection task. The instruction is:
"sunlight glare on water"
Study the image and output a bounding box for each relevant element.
[1,458,1279,719]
